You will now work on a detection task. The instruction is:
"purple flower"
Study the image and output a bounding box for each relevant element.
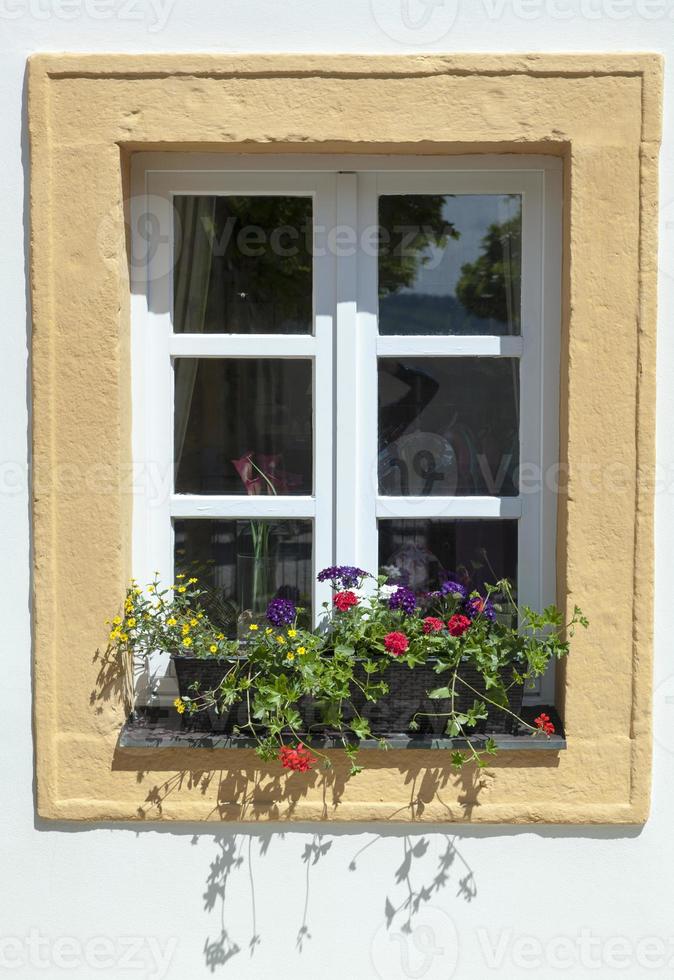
[266,597,296,627]
[465,596,496,621]
[388,586,417,615]
[440,580,467,599]
[317,565,368,589]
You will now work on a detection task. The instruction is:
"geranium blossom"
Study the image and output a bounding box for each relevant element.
[422,617,444,634]
[279,744,317,772]
[534,713,555,736]
[333,590,359,612]
[447,614,471,637]
[384,631,409,656]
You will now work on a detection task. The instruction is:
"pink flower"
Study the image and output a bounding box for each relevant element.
[384,631,409,656]
[447,614,471,637]
[231,452,302,495]
[333,590,359,612]
[422,616,444,634]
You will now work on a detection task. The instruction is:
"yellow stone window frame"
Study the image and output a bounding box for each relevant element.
[29,53,661,823]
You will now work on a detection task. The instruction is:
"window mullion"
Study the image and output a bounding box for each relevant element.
[312,175,338,614]
[334,173,365,567]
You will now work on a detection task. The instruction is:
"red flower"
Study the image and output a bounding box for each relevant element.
[534,712,555,736]
[447,614,471,637]
[384,631,409,656]
[279,743,317,772]
[333,590,359,612]
[422,616,444,634]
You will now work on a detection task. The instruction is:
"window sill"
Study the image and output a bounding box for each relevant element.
[118,706,566,752]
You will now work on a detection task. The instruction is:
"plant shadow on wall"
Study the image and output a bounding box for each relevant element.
[111,742,557,824]
[181,828,476,973]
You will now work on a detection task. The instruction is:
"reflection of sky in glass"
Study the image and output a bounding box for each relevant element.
[401,194,521,297]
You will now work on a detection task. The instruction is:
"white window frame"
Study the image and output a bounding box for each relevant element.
[131,153,562,705]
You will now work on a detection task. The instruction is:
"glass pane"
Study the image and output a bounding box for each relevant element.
[175,519,312,637]
[175,359,313,494]
[378,357,519,496]
[378,519,517,596]
[173,195,312,334]
[378,194,521,336]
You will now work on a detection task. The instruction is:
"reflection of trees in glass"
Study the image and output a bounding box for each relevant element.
[199,196,313,334]
[378,195,458,297]
[455,209,521,327]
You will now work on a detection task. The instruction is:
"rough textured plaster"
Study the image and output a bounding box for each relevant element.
[28,53,661,822]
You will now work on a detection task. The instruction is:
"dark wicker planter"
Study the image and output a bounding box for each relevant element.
[347,660,523,735]
[173,655,248,732]
[172,654,523,736]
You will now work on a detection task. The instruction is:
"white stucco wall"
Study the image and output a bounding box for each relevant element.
[1,4,674,978]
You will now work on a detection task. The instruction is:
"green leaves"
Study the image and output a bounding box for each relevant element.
[349,717,372,740]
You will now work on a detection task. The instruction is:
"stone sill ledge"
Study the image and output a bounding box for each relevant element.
[119,706,566,752]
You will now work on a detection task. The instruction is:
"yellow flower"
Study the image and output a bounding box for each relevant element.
[176,573,186,580]
[167,618,177,627]
[276,635,286,645]
[188,577,198,584]
[119,633,128,642]
[112,616,122,626]
[148,585,156,593]
[133,588,142,596]
[297,646,306,656]
[287,629,297,638]
[173,697,186,715]
[265,628,273,635]
[126,618,136,628]
[181,624,190,635]
[109,629,120,642]
[190,618,198,627]
[249,624,259,631]
[209,645,218,654]
[178,586,186,594]
[216,633,225,640]
[286,652,295,661]
[182,637,192,647]
[197,612,204,620]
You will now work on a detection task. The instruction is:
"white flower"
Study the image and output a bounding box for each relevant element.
[379,584,397,599]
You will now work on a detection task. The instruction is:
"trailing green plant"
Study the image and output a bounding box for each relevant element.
[107,567,587,776]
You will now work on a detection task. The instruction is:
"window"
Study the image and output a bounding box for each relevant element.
[131,155,562,706]
[31,53,659,824]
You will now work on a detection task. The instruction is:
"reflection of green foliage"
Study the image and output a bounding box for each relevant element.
[378,195,458,297]
[455,213,521,325]
[201,196,313,332]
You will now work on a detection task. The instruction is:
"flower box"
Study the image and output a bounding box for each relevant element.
[172,654,524,736]
[112,566,583,773]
